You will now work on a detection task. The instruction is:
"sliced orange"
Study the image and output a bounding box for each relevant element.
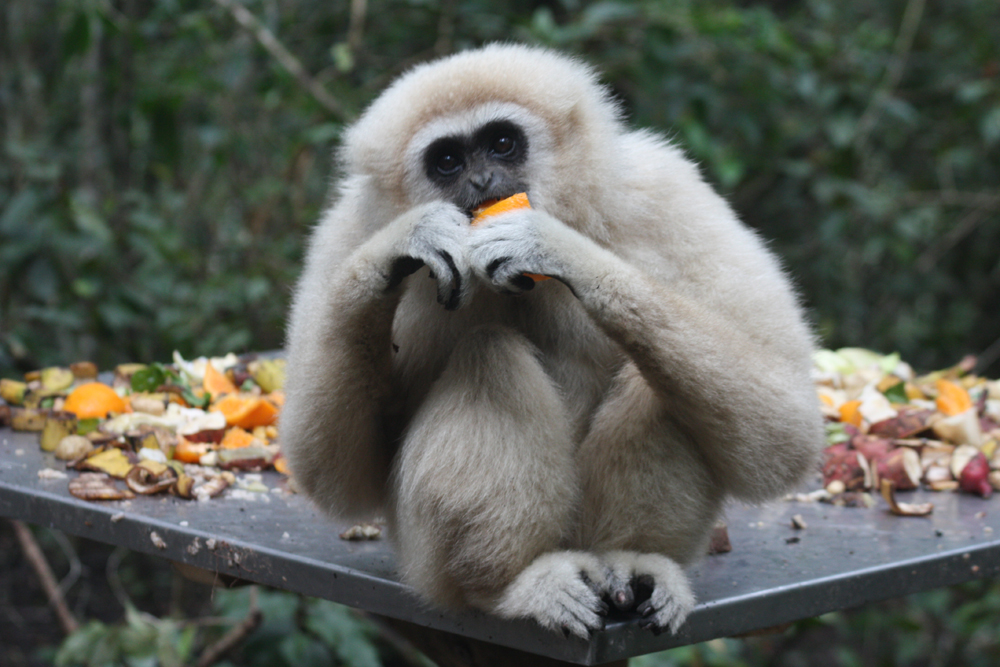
[839,399,863,428]
[471,192,531,223]
[273,454,290,475]
[936,379,973,416]
[470,193,549,282]
[203,362,238,397]
[220,426,256,449]
[174,436,215,464]
[63,383,128,419]
[212,394,279,430]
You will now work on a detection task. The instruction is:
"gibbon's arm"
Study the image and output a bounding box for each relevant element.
[468,208,822,502]
[281,201,471,518]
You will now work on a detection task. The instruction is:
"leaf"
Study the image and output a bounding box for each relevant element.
[305,600,381,667]
[55,620,108,667]
[278,634,333,667]
[131,365,167,393]
[981,106,1000,145]
[70,191,114,245]
[882,380,908,404]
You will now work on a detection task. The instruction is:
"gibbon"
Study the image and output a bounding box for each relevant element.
[281,44,824,638]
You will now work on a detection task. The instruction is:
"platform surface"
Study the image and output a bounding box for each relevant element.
[3,425,1000,665]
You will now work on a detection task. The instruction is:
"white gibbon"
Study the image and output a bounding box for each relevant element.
[281,44,824,639]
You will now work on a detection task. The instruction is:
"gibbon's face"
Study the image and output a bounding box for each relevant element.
[420,119,530,215]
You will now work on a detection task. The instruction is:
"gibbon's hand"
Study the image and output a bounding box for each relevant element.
[468,208,576,295]
[385,201,472,310]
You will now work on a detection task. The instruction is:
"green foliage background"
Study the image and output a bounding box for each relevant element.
[1,0,998,379]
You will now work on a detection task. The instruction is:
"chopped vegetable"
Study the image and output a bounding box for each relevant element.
[79,448,134,479]
[55,435,95,461]
[10,407,48,431]
[69,473,135,501]
[40,367,75,392]
[880,479,933,516]
[40,413,77,452]
[1,378,28,405]
[248,358,286,393]
[125,460,178,495]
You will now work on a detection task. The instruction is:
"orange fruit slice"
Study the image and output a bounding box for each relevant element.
[935,379,973,416]
[220,426,256,449]
[203,362,238,397]
[470,193,549,282]
[63,382,128,419]
[471,192,531,223]
[174,436,215,463]
[838,399,863,428]
[212,394,279,430]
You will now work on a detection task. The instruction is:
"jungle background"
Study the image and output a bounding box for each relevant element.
[1,0,999,665]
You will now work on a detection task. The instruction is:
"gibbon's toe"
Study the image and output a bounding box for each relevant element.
[634,576,695,635]
[599,551,695,634]
[492,551,609,639]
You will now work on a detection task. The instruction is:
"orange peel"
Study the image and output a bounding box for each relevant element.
[471,193,550,282]
[63,383,128,419]
[212,394,279,430]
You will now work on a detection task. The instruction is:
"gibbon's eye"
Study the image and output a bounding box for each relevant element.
[491,135,515,155]
[436,152,463,176]
[425,138,466,181]
[476,121,528,163]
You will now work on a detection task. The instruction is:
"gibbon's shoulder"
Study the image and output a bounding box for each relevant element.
[342,44,624,176]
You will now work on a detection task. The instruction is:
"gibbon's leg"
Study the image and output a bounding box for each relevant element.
[392,324,608,638]
[575,363,725,633]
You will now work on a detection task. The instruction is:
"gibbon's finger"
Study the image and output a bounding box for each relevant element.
[386,256,425,292]
[429,250,462,308]
[485,257,510,280]
[555,602,601,639]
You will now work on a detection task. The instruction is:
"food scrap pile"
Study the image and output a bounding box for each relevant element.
[0,352,288,502]
[812,348,1000,516]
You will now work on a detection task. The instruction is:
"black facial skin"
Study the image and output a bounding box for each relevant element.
[423,120,530,213]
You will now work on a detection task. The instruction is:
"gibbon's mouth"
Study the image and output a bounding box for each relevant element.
[466,192,523,218]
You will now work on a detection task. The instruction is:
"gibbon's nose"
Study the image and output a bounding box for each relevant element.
[469,171,494,191]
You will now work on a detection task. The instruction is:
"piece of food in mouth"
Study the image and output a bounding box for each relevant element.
[470,192,550,282]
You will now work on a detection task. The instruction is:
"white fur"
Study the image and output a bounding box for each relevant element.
[281,44,825,639]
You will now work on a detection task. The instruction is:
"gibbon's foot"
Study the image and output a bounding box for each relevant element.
[492,552,609,639]
[602,551,695,635]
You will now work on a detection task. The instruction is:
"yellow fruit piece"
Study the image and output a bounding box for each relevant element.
[83,448,133,479]
[904,382,925,401]
[64,383,127,419]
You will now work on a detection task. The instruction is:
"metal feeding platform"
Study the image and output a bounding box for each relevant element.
[3,425,1000,665]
